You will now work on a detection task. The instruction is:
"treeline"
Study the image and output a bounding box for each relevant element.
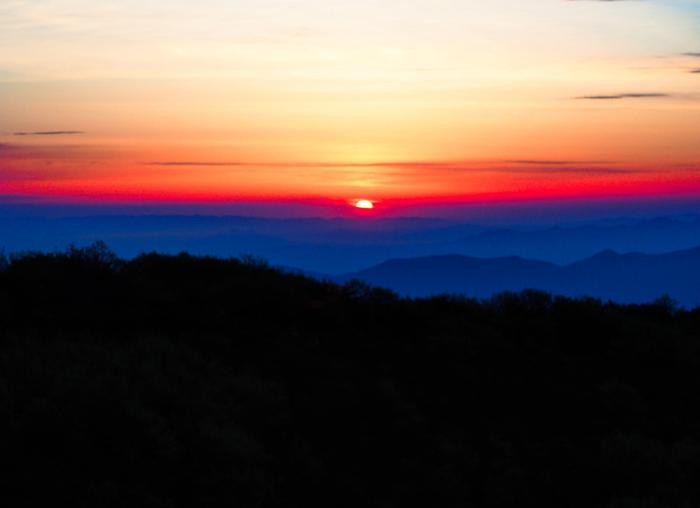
[2,243,700,507]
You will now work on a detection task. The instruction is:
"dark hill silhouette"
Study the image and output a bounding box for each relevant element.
[3,243,700,507]
[342,246,700,306]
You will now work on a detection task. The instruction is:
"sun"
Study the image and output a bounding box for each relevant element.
[354,199,375,210]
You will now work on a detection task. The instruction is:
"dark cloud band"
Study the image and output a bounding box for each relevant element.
[575,93,668,100]
[12,131,84,136]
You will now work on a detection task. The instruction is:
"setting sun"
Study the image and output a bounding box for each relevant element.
[355,199,375,210]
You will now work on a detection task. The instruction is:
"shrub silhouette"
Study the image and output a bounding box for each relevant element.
[1,243,700,507]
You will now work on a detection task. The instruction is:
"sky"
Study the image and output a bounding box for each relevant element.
[1,0,700,216]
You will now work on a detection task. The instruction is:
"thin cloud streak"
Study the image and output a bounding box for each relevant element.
[575,93,669,100]
[504,159,613,165]
[146,160,645,175]
[12,131,85,136]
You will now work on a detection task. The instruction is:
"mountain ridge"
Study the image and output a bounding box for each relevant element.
[340,246,700,306]
[2,213,700,273]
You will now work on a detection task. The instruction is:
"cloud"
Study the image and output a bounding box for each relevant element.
[0,142,106,161]
[691,69,700,74]
[147,161,251,167]
[146,160,640,175]
[389,161,641,176]
[575,93,668,100]
[0,143,23,154]
[147,161,423,168]
[504,159,611,165]
[12,131,85,136]
[684,53,700,58]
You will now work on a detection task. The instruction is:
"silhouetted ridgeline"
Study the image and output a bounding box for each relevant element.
[3,213,700,273]
[2,243,700,507]
[341,248,700,306]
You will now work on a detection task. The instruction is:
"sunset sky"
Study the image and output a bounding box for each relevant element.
[1,0,700,214]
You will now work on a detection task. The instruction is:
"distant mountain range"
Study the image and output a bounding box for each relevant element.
[340,247,700,307]
[2,211,699,304]
[2,213,700,273]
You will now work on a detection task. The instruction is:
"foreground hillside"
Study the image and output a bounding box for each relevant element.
[2,244,700,507]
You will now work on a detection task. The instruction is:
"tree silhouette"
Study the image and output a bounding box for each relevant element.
[1,243,700,507]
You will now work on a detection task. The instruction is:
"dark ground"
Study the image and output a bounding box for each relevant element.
[2,243,700,507]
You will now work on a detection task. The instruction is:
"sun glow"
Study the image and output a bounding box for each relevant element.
[355,199,375,210]
[1,1,699,207]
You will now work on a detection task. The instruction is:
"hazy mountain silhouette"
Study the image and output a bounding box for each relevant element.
[342,246,700,306]
[2,212,700,273]
[444,217,700,264]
